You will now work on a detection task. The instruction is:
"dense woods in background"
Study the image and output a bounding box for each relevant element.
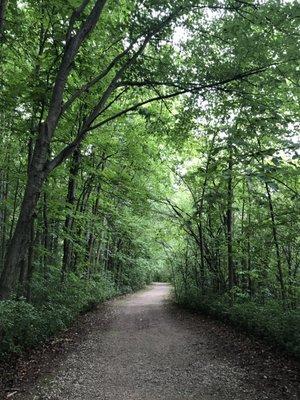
[0,0,299,358]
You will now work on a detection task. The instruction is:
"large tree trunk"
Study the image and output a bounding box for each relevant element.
[0,185,43,298]
[0,126,49,299]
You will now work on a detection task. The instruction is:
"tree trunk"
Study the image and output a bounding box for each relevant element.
[42,191,50,279]
[0,168,8,266]
[226,137,235,293]
[62,149,81,281]
[197,132,217,292]
[0,125,49,299]
[265,182,286,304]
[18,218,35,301]
[0,0,6,41]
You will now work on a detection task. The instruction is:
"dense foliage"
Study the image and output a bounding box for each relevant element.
[0,0,299,358]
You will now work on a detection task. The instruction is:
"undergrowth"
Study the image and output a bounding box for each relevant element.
[0,265,148,359]
[175,287,300,359]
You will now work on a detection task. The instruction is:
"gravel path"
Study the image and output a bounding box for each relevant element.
[21,283,299,400]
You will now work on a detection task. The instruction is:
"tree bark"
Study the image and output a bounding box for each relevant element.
[0,129,48,298]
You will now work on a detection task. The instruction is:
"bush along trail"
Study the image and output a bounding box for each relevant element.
[0,0,299,398]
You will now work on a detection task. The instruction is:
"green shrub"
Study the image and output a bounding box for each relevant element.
[0,300,41,355]
[117,259,153,292]
[0,269,119,359]
[174,287,300,358]
[0,260,166,359]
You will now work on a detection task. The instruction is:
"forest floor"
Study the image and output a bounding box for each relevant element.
[1,283,299,400]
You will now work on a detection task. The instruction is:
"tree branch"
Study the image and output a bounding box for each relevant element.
[61,40,138,115]
[47,12,179,172]
[46,0,108,133]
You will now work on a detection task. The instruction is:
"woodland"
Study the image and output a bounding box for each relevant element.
[0,0,299,360]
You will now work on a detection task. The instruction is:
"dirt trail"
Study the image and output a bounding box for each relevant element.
[17,283,299,400]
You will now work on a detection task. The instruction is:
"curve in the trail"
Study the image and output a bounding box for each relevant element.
[23,283,298,400]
